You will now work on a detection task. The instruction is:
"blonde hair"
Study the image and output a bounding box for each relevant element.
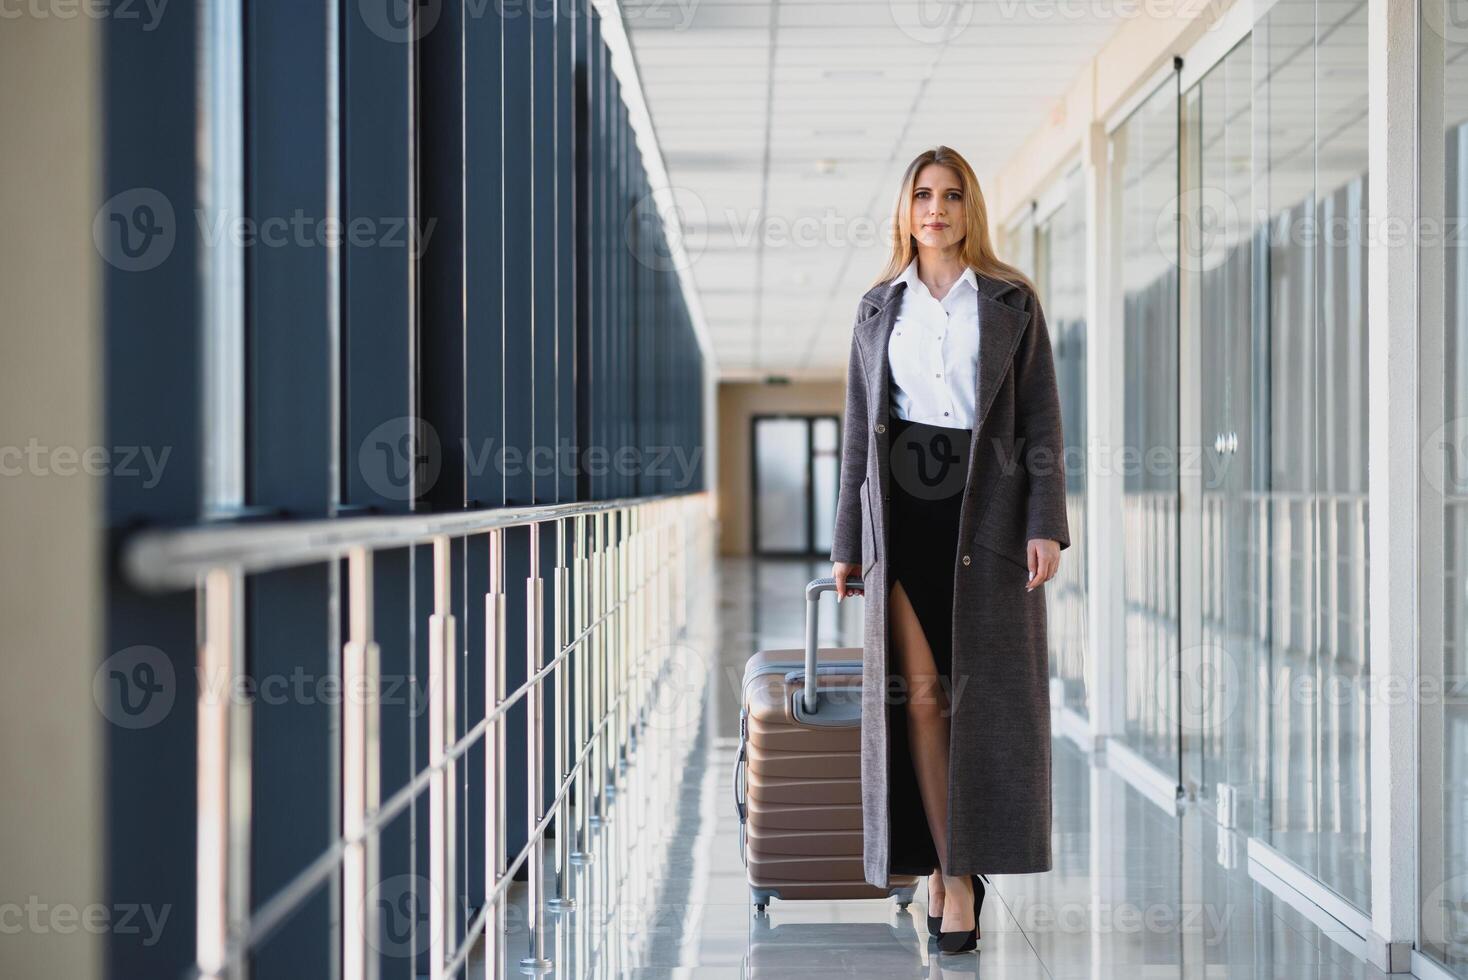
[871,145,1034,293]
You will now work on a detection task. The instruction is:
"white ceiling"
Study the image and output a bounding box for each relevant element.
[623,0,1125,379]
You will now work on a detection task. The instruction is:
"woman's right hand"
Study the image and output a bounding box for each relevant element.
[832,562,864,601]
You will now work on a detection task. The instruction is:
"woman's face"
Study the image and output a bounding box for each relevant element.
[909,163,967,250]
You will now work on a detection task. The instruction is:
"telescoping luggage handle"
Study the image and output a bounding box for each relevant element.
[800,576,863,714]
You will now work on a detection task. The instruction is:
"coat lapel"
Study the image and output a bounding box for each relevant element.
[970,287,1032,439]
[855,278,900,411]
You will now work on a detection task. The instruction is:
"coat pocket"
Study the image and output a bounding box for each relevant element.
[859,478,878,578]
[972,471,1030,572]
[973,530,1029,572]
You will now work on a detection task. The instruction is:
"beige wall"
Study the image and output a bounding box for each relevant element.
[0,11,103,980]
[717,380,845,556]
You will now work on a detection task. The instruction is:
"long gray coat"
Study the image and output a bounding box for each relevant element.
[829,268,1071,886]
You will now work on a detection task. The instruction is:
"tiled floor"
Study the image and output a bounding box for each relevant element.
[480,555,1394,978]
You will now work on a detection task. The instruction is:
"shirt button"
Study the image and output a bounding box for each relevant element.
[943,411,949,416]
[961,554,971,566]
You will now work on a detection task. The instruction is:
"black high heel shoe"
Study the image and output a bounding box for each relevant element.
[937,874,986,954]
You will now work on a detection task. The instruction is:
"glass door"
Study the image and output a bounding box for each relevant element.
[1183,38,1261,830]
[1036,167,1090,721]
[1111,72,1182,778]
[751,414,840,557]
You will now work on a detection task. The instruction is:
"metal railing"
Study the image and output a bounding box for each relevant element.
[123,490,712,979]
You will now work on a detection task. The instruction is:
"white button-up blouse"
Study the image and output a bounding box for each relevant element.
[887,256,981,428]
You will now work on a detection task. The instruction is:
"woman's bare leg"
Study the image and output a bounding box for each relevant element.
[889,579,973,933]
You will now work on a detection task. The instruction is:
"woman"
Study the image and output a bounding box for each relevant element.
[827,145,1070,954]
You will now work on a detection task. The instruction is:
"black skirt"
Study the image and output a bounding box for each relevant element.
[885,414,972,680]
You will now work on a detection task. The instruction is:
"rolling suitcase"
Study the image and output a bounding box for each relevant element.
[733,576,919,911]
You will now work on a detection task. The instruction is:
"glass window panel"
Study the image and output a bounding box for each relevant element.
[1112,74,1181,775]
[1037,166,1089,720]
[1253,0,1372,910]
[1421,0,1468,972]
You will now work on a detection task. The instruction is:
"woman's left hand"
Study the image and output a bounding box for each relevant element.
[1026,538,1061,591]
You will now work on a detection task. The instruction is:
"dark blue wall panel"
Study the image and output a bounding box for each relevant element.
[104,0,706,974]
[244,1,339,976]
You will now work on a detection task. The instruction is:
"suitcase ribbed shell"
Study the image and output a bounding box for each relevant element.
[738,646,919,903]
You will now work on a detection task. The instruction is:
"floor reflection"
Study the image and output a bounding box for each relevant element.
[478,555,1394,979]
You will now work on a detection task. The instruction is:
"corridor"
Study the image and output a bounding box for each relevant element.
[484,558,1395,979]
[6,0,1468,977]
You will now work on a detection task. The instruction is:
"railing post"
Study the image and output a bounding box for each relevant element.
[519,522,552,973]
[428,536,456,980]
[570,513,594,864]
[484,528,506,976]
[588,512,607,828]
[547,518,574,912]
[616,510,628,768]
[343,547,380,980]
[197,567,244,980]
[610,511,625,788]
